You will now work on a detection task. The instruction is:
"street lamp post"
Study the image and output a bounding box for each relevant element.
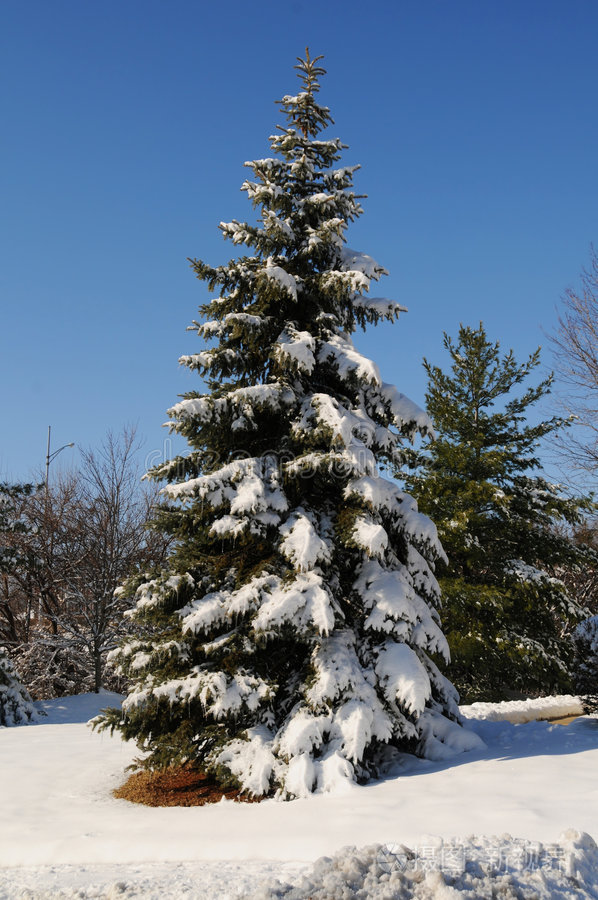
[40,426,75,624]
[45,425,75,498]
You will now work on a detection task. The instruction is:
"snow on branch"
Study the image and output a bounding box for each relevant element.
[168,382,296,430]
[339,247,388,280]
[264,258,299,300]
[122,667,273,720]
[352,516,389,558]
[274,327,316,374]
[318,334,382,385]
[163,457,288,522]
[353,296,408,323]
[280,510,332,571]
[355,559,448,658]
[371,382,433,437]
[179,574,279,635]
[252,571,337,636]
[375,641,432,717]
[214,725,277,797]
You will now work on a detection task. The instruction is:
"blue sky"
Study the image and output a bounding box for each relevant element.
[1,0,597,482]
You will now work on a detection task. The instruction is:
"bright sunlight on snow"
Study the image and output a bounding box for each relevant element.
[1,692,598,897]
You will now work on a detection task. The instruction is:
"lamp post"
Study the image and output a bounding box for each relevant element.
[45,426,75,498]
[40,426,75,625]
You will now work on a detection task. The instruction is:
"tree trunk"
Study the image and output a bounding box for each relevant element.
[93,647,102,693]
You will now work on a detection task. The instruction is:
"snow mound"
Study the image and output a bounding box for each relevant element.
[252,830,598,899]
[0,860,307,900]
[461,694,584,724]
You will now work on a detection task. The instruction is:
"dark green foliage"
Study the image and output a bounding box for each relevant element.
[573,616,598,713]
[405,323,592,702]
[0,646,37,726]
[0,482,38,575]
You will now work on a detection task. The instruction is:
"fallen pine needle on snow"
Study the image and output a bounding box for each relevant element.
[113,766,261,807]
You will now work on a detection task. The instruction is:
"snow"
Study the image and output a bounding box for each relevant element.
[461,694,585,724]
[339,247,388,280]
[318,333,382,385]
[353,295,408,321]
[417,709,485,761]
[375,642,433,717]
[577,615,598,642]
[345,473,409,513]
[168,382,295,427]
[298,632,397,769]
[179,574,278,635]
[252,570,336,635]
[278,710,329,763]
[261,209,295,240]
[119,661,273,719]
[163,457,288,525]
[0,649,38,727]
[2,693,598,897]
[265,257,299,300]
[322,268,372,294]
[505,558,561,585]
[130,573,193,613]
[378,382,432,435]
[293,392,369,449]
[355,559,448,658]
[280,511,331,571]
[352,515,389,557]
[216,724,277,798]
[274,327,316,373]
[255,831,598,898]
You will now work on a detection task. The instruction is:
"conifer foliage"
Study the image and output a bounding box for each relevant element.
[0,482,37,576]
[574,615,598,713]
[0,647,37,727]
[98,52,476,798]
[405,324,591,703]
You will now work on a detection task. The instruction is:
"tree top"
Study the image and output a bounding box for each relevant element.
[278,48,333,138]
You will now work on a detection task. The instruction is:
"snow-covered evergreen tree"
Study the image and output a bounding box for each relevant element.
[574,615,598,713]
[0,647,37,726]
[0,482,36,577]
[98,51,478,797]
[405,324,591,703]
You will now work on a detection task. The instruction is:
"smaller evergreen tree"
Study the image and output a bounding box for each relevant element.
[0,647,37,726]
[405,324,592,702]
[574,615,598,713]
[0,482,37,575]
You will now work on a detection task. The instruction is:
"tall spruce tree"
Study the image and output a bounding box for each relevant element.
[405,324,591,703]
[98,52,479,798]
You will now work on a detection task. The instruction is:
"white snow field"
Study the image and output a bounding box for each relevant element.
[1,692,598,898]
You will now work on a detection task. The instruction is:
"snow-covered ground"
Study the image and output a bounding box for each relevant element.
[461,692,585,723]
[1,692,597,898]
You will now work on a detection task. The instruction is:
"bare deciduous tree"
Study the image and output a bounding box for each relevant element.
[1,428,172,696]
[55,428,171,692]
[551,247,598,474]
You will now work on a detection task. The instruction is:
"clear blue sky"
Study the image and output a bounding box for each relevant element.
[1,0,597,482]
